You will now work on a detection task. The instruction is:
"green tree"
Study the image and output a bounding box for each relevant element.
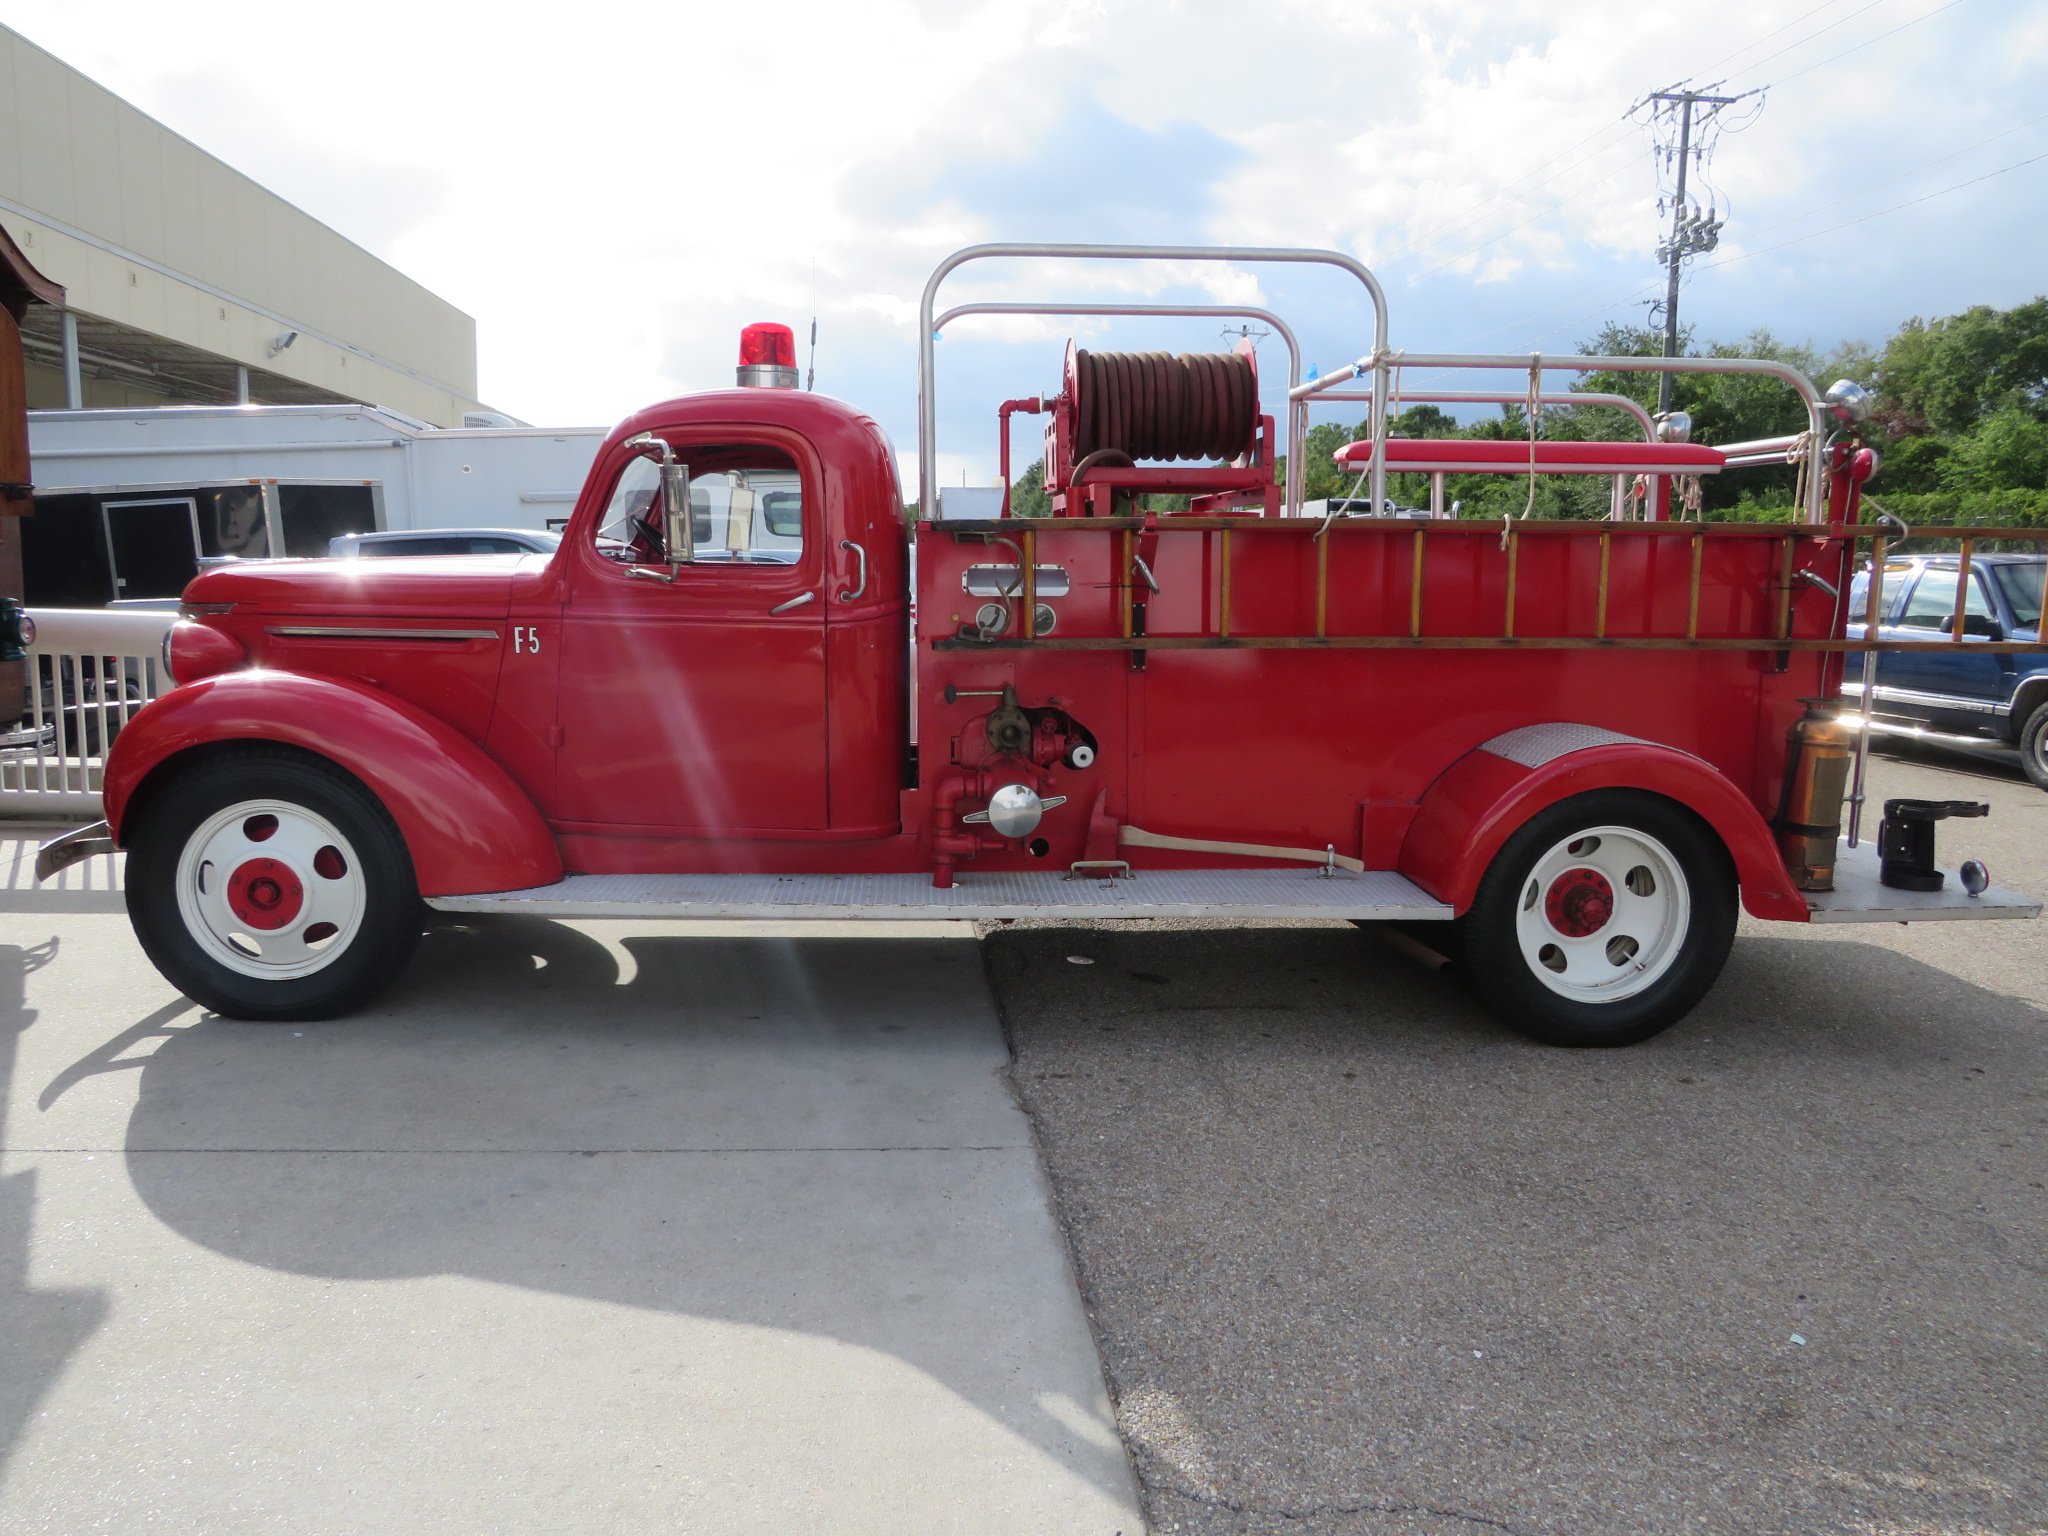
[1878,300,2048,437]
[1937,408,2048,493]
[1009,457,1052,518]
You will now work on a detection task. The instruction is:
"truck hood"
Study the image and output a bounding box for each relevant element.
[184,554,545,619]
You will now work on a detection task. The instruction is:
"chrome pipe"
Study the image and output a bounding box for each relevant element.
[931,302,1302,499]
[918,244,1391,521]
[1306,388,1659,441]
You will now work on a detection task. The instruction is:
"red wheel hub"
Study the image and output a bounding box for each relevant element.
[227,858,305,930]
[1544,866,1614,938]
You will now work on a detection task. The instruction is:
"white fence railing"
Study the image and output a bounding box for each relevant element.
[1,609,178,817]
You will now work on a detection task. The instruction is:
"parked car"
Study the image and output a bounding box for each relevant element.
[1846,552,2048,787]
[327,528,562,558]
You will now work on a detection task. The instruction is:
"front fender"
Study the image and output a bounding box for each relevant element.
[105,673,562,898]
[1398,724,1806,922]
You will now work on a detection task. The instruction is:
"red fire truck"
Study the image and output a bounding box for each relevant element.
[37,245,2042,1046]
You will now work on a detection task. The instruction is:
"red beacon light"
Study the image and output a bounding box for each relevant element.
[737,323,798,389]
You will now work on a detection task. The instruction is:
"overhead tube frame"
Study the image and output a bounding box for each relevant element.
[918,245,1391,522]
[930,301,1304,507]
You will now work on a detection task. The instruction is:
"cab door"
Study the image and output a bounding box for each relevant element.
[1881,563,2011,731]
[551,434,827,833]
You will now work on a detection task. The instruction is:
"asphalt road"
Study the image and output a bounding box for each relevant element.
[987,741,2048,1536]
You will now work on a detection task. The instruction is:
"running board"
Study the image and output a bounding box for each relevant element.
[426,867,1457,922]
[1805,842,2039,924]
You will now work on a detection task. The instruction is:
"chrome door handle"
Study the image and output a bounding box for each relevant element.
[769,591,816,615]
[839,539,867,602]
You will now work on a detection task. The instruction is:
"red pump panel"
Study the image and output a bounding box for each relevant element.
[103,672,562,898]
[1398,738,1807,921]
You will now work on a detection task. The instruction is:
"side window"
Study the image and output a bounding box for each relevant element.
[1851,561,1914,623]
[593,445,804,566]
[1897,568,1994,629]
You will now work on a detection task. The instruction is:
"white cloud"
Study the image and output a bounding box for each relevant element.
[4,0,2043,481]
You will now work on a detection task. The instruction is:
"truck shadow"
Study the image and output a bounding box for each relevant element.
[90,917,1130,1501]
[0,939,109,1481]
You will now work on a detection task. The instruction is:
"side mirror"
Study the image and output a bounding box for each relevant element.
[1940,613,2003,639]
[624,433,692,565]
[661,462,693,564]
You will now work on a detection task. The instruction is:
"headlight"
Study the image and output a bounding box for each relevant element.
[1655,411,1692,443]
[1824,379,1874,423]
[164,622,247,685]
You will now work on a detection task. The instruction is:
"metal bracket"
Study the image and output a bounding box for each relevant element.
[1065,859,1134,881]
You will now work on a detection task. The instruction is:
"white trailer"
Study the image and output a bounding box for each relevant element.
[23,404,605,605]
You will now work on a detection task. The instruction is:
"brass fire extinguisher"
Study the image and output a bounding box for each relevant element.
[1777,701,1854,891]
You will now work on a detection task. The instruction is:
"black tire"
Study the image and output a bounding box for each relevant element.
[2018,701,2048,792]
[1457,789,1737,1048]
[125,746,424,1021]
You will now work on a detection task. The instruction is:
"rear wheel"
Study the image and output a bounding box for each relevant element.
[1458,790,1736,1048]
[2017,701,2048,792]
[126,748,423,1020]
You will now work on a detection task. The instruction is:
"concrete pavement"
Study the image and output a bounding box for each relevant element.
[0,863,1142,1534]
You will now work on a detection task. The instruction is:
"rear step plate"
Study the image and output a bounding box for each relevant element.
[1805,842,2040,923]
[427,867,1455,922]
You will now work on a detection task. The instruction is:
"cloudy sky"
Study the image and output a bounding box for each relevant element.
[5,0,2044,486]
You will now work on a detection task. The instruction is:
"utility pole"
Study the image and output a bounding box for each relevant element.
[1636,84,1758,412]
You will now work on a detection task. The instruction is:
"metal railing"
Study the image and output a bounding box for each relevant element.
[1296,353,1830,521]
[933,517,2048,655]
[1,608,176,817]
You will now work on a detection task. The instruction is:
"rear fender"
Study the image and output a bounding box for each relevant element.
[105,673,561,898]
[1398,724,1806,922]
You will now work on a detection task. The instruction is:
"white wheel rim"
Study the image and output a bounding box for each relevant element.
[174,798,367,980]
[1512,824,1690,1003]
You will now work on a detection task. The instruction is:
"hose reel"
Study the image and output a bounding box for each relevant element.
[1067,348,1259,465]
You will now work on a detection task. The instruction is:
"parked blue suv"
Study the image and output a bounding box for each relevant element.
[1846,553,2048,789]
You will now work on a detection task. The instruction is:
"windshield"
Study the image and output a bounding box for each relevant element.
[1993,562,2044,628]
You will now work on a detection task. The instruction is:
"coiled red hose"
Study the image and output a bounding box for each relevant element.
[1070,350,1257,464]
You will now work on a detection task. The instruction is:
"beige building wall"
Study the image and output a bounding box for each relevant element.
[0,23,487,426]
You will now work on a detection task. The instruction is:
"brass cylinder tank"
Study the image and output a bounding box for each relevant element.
[1778,702,1854,891]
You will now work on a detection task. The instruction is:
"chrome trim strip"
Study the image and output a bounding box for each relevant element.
[1865,683,2002,714]
[267,626,500,641]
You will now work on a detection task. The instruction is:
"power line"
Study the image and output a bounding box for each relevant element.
[1751,0,1970,87]
[1367,1,1955,285]
[1633,85,1761,410]
[1692,0,1871,77]
[1730,111,2048,246]
[1699,149,2048,269]
[1460,116,2047,357]
[1719,0,1890,81]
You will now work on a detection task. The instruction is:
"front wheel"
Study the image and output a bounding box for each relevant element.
[1458,790,1736,1048]
[125,748,424,1020]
